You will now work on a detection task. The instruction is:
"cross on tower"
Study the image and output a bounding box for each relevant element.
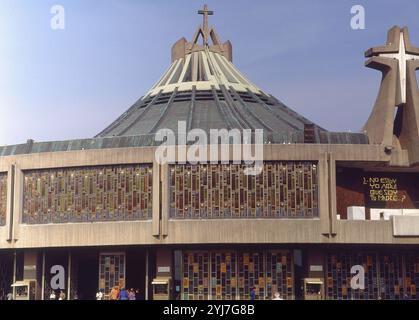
[198,4,214,45]
[363,26,419,156]
[367,28,419,106]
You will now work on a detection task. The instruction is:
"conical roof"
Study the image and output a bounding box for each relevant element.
[0,6,370,158]
[96,6,367,145]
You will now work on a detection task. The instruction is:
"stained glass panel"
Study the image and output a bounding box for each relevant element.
[326,252,379,300]
[324,252,419,300]
[0,173,7,226]
[182,250,293,300]
[170,162,318,219]
[99,253,125,299]
[23,165,152,224]
[405,253,419,299]
[379,253,404,300]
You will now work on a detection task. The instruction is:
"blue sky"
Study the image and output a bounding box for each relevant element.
[1,0,419,146]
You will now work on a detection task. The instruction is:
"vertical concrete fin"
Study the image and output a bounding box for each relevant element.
[161,163,169,237]
[152,161,161,237]
[319,153,330,236]
[6,164,15,242]
[328,153,337,236]
[12,164,23,241]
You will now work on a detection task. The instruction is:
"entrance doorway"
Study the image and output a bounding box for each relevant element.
[75,251,99,300]
[126,248,146,300]
[66,248,149,300]
[0,253,13,300]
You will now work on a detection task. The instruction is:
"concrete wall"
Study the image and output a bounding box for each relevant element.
[0,143,418,250]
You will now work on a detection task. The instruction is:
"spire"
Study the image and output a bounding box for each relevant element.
[198,4,214,46]
[171,5,232,62]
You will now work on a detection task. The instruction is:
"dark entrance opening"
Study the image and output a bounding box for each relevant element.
[44,250,68,299]
[76,251,99,300]
[293,249,304,300]
[126,248,146,300]
[0,252,13,300]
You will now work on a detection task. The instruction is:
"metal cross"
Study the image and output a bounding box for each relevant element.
[198,4,214,45]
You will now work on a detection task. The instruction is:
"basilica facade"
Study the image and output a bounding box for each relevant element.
[1,6,419,300]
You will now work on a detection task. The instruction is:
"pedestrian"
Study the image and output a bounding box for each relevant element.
[135,289,141,300]
[250,287,256,300]
[272,292,283,300]
[110,286,120,300]
[403,292,411,300]
[49,290,56,300]
[6,291,13,300]
[119,288,129,300]
[128,288,136,300]
[59,290,66,300]
[96,289,104,300]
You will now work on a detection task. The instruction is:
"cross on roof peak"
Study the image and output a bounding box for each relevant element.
[198,4,214,45]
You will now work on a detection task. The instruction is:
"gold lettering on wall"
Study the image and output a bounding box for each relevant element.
[363,177,406,203]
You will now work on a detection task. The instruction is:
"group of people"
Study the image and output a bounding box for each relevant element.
[97,287,141,300]
[250,287,284,300]
[49,290,67,300]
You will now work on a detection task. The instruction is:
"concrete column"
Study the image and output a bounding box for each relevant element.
[328,153,337,236]
[67,252,71,300]
[145,249,149,300]
[5,164,15,242]
[12,164,23,241]
[161,163,169,237]
[12,251,16,298]
[152,161,160,237]
[318,153,330,236]
[41,252,45,300]
[403,58,419,164]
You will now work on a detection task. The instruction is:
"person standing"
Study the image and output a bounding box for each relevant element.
[110,286,120,300]
[59,290,66,300]
[49,290,56,300]
[250,287,256,301]
[96,289,104,300]
[6,292,13,300]
[128,288,136,300]
[135,289,141,300]
[119,288,129,300]
[272,292,283,300]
